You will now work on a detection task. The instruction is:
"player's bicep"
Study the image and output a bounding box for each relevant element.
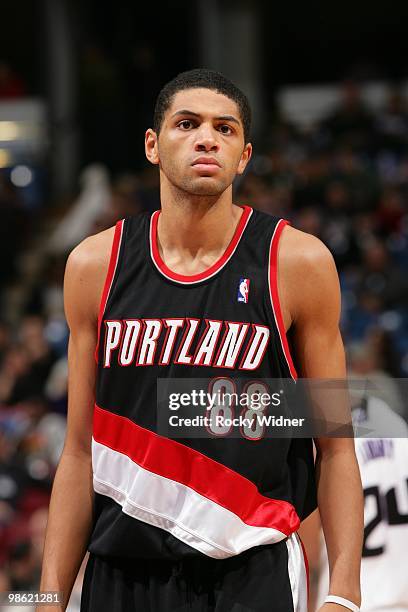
[62,244,101,458]
[285,233,351,452]
[291,237,345,378]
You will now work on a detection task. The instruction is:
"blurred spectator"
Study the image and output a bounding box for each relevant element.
[3,318,57,405]
[0,322,11,364]
[321,80,375,152]
[331,147,379,213]
[49,164,111,253]
[376,88,408,155]
[366,327,402,378]
[293,206,322,237]
[0,347,30,405]
[357,239,408,309]
[7,539,39,590]
[347,339,404,415]
[376,186,405,235]
[320,180,360,268]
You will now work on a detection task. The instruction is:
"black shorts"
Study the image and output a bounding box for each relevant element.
[80,532,308,612]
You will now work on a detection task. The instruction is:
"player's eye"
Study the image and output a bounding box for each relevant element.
[218,124,233,135]
[177,120,194,130]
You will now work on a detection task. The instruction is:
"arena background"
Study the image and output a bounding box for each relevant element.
[0,1,407,610]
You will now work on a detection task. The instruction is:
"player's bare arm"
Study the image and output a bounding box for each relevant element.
[280,225,364,611]
[297,509,322,611]
[37,227,114,611]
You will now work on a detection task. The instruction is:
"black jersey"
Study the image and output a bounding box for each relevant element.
[88,205,317,561]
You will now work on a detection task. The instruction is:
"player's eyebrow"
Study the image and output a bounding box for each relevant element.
[171,110,241,125]
[216,115,241,125]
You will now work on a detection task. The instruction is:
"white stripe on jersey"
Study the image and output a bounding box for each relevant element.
[92,438,290,559]
[287,532,308,612]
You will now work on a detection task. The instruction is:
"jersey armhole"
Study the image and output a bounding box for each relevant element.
[94,219,125,363]
[268,219,298,380]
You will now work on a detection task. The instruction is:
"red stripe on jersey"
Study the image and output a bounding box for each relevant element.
[95,220,124,363]
[268,219,298,380]
[150,205,253,283]
[93,403,300,534]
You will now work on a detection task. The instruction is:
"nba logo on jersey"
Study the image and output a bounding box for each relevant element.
[237,278,250,303]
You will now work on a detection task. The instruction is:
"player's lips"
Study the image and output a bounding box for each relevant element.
[191,157,221,168]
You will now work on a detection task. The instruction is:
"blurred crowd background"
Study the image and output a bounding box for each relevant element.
[0,0,407,609]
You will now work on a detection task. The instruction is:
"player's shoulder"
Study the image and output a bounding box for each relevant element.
[276,224,338,298]
[64,224,119,322]
[68,226,115,267]
[65,224,117,279]
[275,222,341,320]
[279,224,334,270]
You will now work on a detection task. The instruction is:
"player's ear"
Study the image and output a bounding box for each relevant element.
[145,129,160,165]
[237,142,252,175]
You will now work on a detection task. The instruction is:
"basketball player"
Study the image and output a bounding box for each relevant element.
[38,69,363,612]
[301,396,408,611]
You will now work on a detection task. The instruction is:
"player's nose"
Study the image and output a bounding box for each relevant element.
[194,123,219,151]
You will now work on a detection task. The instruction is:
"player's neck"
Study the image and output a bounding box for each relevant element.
[158,186,241,252]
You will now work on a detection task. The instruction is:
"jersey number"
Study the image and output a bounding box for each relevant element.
[206,377,269,440]
[363,478,408,557]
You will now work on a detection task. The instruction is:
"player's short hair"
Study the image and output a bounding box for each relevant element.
[153,68,251,143]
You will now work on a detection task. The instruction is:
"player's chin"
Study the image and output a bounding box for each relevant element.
[187,177,227,196]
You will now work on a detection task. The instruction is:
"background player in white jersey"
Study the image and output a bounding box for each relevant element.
[300,397,408,611]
